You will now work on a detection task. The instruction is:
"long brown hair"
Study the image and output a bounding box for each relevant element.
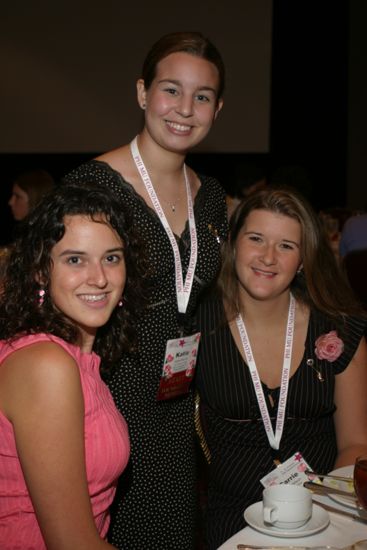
[220,186,364,322]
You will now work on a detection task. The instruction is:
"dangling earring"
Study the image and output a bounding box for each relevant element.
[118,298,124,307]
[38,288,46,306]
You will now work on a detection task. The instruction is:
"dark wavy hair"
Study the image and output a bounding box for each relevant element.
[142,31,225,101]
[0,183,148,366]
[220,186,364,323]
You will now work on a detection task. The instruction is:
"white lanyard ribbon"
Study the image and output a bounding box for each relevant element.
[130,136,197,314]
[235,294,296,450]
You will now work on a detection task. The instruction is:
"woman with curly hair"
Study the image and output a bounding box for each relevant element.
[0,184,147,549]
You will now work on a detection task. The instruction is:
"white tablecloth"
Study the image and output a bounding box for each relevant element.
[218,495,367,549]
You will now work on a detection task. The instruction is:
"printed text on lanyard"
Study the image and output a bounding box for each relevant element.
[130,137,197,314]
[235,294,296,450]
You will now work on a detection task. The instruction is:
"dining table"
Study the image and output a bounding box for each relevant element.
[218,490,367,549]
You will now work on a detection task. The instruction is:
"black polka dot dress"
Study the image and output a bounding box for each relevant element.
[66,161,227,549]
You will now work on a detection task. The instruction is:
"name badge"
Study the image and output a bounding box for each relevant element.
[260,452,314,487]
[157,332,201,401]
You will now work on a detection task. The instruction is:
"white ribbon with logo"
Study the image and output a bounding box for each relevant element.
[130,136,197,314]
[235,294,296,450]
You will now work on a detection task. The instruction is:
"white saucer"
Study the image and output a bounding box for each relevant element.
[244,502,329,538]
[325,465,359,509]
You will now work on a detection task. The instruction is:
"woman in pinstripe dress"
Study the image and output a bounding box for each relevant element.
[196,187,367,549]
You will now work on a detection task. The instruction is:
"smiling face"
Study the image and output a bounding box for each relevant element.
[234,209,302,304]
[137,51,223,154]
[49,215,126,351]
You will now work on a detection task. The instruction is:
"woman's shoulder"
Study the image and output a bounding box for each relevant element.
[310,308,367,371]
[1,332,72,351]
[65,145,132,185]
[195,173,228,236]
[0,335,81,417]
[64,153,142,205]
[311,308,366,336]
[65,158,123,185]
[198,172,226,198]
[0,334,78,367]
[0,336,79,389]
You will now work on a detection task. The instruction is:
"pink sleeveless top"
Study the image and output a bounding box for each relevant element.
[0,333,130,549]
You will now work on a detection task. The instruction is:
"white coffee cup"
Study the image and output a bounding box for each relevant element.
[263,484,312,529]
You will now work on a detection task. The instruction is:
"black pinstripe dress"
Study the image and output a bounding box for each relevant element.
[196,297,366,549]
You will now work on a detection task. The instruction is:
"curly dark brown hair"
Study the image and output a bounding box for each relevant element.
[0,183,149,366]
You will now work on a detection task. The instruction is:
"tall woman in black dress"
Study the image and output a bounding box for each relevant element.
[196,187,367,549]
[66,32,227,550]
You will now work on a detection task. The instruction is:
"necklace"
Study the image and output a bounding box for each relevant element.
[130,135,197,314]
[159,196,182,213]
[165,200,184,213]
[156,177,187,213]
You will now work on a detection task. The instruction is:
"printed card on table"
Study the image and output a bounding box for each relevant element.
[261,452,314,488]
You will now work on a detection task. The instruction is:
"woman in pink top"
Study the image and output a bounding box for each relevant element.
[0,184,147,549]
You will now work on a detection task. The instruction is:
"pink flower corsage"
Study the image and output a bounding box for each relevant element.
[314,330,344,362]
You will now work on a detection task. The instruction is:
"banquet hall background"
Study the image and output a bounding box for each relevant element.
[0,0,366,244]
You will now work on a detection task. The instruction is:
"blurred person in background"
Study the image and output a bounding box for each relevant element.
[8,169,55,222]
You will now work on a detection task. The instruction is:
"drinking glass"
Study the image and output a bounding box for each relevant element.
[354,454,367,510]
